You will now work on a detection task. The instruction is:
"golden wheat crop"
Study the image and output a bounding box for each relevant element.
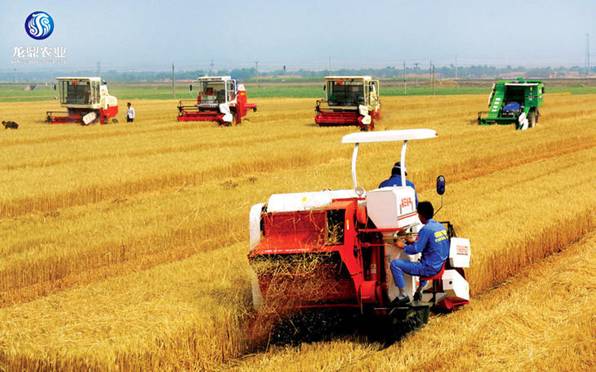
[232,231,596,372]
[0,93,594,370]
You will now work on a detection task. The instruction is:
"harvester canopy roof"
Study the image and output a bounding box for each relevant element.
[198,76,232,81]
[341,129,437,144]
[504,83,541,86]
[324,76,373,81]
[56,77,102,82]
[499,78,542,86]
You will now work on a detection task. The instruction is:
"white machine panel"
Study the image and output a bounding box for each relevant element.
[449,237,471,268]
[219,103,233,123]
[82,112,97,125]
[442,269,470,301]
[366,187,417,229]
[249,203,265,251]
[266,189,358,213]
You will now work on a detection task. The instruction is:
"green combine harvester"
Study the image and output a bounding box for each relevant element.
[478,78,544,130]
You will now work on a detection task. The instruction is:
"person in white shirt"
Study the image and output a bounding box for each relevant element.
[126,102,136,123]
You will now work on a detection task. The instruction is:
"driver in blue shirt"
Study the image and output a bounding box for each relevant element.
[390,201,449,306]
[379,161,418,204]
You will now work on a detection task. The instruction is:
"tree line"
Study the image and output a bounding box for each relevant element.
[0,64,593,83]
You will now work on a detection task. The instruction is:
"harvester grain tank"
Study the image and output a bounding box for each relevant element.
[248,129,470,329]
[177,76,257,125]
[46,77,119,125]
[478,78,544,130]
[315,76,381,131]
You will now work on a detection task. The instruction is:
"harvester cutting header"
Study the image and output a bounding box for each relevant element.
[478,78,544,130]
[177,76,257,125]
[315,76,381,131]
[46,77,119,125]
[248,129,470,329]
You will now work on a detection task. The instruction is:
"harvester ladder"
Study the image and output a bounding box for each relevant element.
[488,90,505,117]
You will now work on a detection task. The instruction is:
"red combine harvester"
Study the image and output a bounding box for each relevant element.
[248,129,471,329]
[315,76,381,131]
[177,76,257,125]
[46,77,118,125]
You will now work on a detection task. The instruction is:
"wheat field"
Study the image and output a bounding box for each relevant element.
[0,93,594,370]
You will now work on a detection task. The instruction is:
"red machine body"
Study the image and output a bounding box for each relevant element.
[250,197,382,310]
[177,76,257,125]
[315,109,382,130]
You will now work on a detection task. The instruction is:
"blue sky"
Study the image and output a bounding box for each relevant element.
[1,0,595,71]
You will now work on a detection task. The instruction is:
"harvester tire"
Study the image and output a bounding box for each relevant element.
[389,305,430,337]
[267,309,359,346]
[528,111,536,128]
[112,118,119,124]
[360,122,373,132]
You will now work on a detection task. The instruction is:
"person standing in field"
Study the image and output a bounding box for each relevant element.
[126,102,136,123]
[389,201,449,306]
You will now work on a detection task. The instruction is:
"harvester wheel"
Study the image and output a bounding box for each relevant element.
[528,111,536,128]
[360,123,372,132]
[388,304,430,338]
[112,118,119,124]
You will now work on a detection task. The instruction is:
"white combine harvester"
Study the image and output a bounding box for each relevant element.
[46,77,119,125]
[177,76,257,125]
[315,76,381,131]
[248,129,471,331]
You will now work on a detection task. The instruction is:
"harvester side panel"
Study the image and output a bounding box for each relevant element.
[257,211,328,254]
[177,109,224,123]
[249,200,369,309]
[99,106,118,123]
[315,110,374,131]
[315,111,360,126]
[46,111,82,124]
